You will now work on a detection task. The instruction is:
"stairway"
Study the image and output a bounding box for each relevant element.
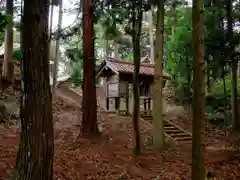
[140,113,192,144]
[58,81,106,112]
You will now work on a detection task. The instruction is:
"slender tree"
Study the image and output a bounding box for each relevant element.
[48,2,54,70]
[148,8,154,63]
[152,0,165,151]
[49,4,54,37]
[81,0,99,135]
[132,0,143,155]
[113,40,120,59]
[191,0,205,178]
[227,0,239,131]
[11,0,54,179]
[52,0,63,99]
[2,0,13,83]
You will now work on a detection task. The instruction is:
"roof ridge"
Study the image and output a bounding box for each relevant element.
[107,57,154,67]
[107,57,133,64]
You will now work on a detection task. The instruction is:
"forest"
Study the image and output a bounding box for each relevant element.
[0,0,240,179]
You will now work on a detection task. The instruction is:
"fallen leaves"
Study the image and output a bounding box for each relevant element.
[0,87,240,179]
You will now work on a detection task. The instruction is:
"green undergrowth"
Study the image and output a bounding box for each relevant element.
[70,61,82,87]
[170,75,240,130]
[205,76,240,130]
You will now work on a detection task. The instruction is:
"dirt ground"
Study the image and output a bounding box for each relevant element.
[0,86,240,180]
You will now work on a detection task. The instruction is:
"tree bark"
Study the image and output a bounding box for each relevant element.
[227,0,239,131]
[11,0,54,179]
[222,65,228,136]
[2,0,13,83]
[231,58,239,130]
[148,8,154,63]
[49,4,54,38]
[152,0,165,151]
[104,39,108,60]
[52,0,63,99]
[113,40,120,59]
[49,4,54,64]
[238,61,240,77]
[192,0,205,178]
[81,0,99,135]
[132,1,142,155]
[186,56,192,104]
[206,55,211,93]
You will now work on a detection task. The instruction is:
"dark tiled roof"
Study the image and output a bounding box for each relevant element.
[98,57,169,78]
[107,58,154,75]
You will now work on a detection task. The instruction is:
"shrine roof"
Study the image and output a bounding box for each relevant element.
[96,57,170,79]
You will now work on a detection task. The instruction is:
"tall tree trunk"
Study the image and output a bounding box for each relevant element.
[48,4,54,81]
[81,0,99,135]
[113,40,120,59]
[132,1,142,155]
[148,8,154,63]
[152,0,165,151]
[238,61,240,77]
[52,0,63,99]
[49,4,54,37]
[192,0,205,178]
[49,4,54,58]
[222,65,228,136]
[186,56,192,104]
[104,39,108,59]
[2,0,13,83]
[11,0,54,179]
[206,56,211,93]
[227,0,239,130]
[104,6,109,60]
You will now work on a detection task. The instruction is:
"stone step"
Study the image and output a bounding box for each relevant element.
[171,133,189,138]
[163,123,172,127]
[141,115,152,117]
[142,118,152,121]
[164,129,182,133]
[175,136,192,141]
[140,114,192,144]
[164,126,179,130]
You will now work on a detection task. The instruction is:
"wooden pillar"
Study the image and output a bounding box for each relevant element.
[144,98,147,113]
[128,84,133,114]
[106,98,109,110]
[125,83,129,115]
[147,97,151,114]
[125,97,129,115]
[115,97,120,111]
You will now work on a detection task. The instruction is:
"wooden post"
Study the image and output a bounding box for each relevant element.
[125,83,129,115]
[147,97,151,114]
[106,98,109,110]
[128,84,133,114]
[144,98,147,113]
[126,96,129,115]
[115,97,120,112]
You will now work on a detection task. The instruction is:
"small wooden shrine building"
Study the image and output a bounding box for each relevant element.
[96,57,170,114]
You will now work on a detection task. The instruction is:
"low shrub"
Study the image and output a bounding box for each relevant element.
[205,76,240,129]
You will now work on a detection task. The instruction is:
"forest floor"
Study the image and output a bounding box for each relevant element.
[0,84,240,179]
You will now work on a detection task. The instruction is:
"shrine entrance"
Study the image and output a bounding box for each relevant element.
[96,57,170,115]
